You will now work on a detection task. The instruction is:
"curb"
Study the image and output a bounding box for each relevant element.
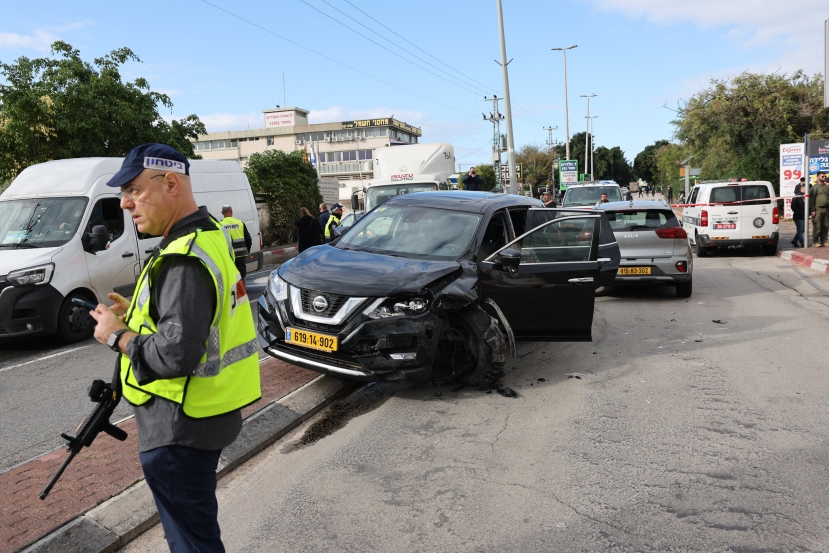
[263,246,297,255]
[19,375,352,553]
[777,249,829,274]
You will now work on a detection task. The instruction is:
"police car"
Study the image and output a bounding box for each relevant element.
[681,180,778,257]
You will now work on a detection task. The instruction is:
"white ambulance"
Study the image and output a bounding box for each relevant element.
[681,180,779,257]
[0,158,262,343]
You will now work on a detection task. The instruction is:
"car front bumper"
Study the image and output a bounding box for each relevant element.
[257,293,443,383]
[0,282,63,339]
[696,232,779,249]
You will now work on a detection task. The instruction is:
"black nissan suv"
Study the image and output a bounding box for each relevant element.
[257,192,620,386]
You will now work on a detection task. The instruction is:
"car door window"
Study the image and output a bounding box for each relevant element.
[508,208,529,238]
[517,217,595,263]
[86,198,125,242]
[688,187,699,206]
[741,185,771,205]
[478,211,509,260]
[710,187,739,204]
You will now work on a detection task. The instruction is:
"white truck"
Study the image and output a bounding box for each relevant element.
[343,142,456,212]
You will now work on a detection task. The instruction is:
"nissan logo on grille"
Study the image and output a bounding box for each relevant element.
[312,295,328,313]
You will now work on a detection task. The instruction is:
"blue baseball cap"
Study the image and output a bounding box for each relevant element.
[331,203,344,210]
[107,143,190,188]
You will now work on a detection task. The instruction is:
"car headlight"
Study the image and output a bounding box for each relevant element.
[7,264,55,287]
[268,272,289,301]
[366,296,429,319]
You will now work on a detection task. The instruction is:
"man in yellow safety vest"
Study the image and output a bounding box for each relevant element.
[324,203,344,243]
[89,143,260,553]
[220,205,252,277]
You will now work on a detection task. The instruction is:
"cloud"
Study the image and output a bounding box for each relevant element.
[196,112,264,133]
[0,29,59,52]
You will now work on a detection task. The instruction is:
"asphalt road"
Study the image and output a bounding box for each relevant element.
[0,254,290,473]
[124,250,829,552]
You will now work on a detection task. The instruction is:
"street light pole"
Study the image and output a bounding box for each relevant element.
[552,45,577,161]
[580,93,596,180]
[496,0,518,194]
[587,115,597,180]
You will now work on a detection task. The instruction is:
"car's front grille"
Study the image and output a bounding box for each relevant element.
[300,289,349,317]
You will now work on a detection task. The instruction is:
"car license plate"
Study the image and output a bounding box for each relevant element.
[285,327,338,352]
[713,223,736,229]
[618,267,651,275]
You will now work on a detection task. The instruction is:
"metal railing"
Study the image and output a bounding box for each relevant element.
[318,160,373,175]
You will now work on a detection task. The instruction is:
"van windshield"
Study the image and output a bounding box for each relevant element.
[563,186,622,207]
[366,183,438,209]
[0,197,88,248]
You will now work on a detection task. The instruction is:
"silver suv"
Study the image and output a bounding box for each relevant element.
[595,200,693,297]
[561,183,623,208]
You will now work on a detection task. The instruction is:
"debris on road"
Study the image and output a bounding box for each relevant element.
[497,387,518,398]
[537,378,546,382]
[695,339,703,342]
[566,373,583,379]
[712,319,727,324]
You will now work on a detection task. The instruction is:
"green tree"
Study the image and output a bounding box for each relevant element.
[633,140,670,184]
[653,142,689,191]
[516,144,554,189]
[245,150,323,245]
[474,164,497,191]
[594,146,635,185]
[675,71,828,191]
[569,132,594,178]
[0,41,205,183]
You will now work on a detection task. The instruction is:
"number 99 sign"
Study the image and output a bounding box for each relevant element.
[783,169,802,180]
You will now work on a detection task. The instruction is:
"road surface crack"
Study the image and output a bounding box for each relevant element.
[490,413,511,454]
[765,274,804,297]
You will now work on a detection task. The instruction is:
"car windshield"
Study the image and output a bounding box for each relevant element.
[563,186,622,206]
[337,205,482,260]
[604,209,677,231]
[0,197,88,248]
[366,183,438,210]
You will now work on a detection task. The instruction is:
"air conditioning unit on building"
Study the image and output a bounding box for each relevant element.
[325,137,332,142]
[337,137,343,141]
[295,139,303,145]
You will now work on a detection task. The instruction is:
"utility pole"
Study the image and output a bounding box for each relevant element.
[552,45,577,161]
[544,126,558,187]
[496,0,518,194]
[484,95,505,191]
[580,94,596,180]
[587,116,597,180]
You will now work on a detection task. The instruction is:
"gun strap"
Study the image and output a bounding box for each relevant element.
[111,356,122,403]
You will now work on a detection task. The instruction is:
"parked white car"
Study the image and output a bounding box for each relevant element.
[681,180,778,257]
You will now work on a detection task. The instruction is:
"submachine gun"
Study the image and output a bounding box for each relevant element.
[39,379,127,500]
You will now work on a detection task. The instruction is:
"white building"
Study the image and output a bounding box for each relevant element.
[191,107,423,189]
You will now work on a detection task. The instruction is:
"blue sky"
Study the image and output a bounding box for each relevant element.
[2,0,826,169]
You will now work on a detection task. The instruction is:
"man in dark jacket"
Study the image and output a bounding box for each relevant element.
[791,180,805,248]
[541,191,556,208]
[319,203,330,230]
[462,168,483,191]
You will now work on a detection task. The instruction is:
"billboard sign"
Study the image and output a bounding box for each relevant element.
[808,138,829,184]
[264,111,295,128]
[780,143,804,218]
[559,160,578,189]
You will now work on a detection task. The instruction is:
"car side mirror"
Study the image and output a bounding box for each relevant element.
[497,248,521,268]
[333,225,346,237]
[351,193,360,211]
[84,225,109,253]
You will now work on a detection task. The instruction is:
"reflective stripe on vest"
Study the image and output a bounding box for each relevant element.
[221,216,248,258]
[120,221,261,418]
[324,214,341,238]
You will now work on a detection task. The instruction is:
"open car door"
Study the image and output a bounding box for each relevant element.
[478,213,601,342]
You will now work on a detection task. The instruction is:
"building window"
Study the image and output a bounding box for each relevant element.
[358,149,372,160]
[342,151,357,161]
[194,141,210,151]
[210,139,238,150]
[267,137,274,146]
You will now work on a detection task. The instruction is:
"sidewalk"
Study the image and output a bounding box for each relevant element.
[0,359,317,553]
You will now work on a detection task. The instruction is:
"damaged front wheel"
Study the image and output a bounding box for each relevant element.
[434,308,506,388]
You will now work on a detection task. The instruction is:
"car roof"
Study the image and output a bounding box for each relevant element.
[695,180,773,188]
[595,200,672,210]
[383,191,543,213]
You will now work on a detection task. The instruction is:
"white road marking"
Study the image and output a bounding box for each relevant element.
[0,345,94,373]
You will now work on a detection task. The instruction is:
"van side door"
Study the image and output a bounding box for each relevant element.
[83,195,140,300]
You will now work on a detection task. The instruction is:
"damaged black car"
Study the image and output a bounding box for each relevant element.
[256,191,620,386]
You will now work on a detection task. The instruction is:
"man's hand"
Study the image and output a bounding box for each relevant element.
[90,305,128,346]
[107,292,131,317]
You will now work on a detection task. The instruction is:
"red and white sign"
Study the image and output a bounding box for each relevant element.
[264,111,295,128]
[391,174,414,182]
[780,143,804,219]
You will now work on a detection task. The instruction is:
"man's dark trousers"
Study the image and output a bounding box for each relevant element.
[140,445,224,553]
[235,258,247,279]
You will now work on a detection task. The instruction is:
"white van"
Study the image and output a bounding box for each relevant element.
[681,180,778,257]
[0,158,263,343]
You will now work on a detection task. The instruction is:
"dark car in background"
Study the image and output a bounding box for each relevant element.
[257,192,621,386]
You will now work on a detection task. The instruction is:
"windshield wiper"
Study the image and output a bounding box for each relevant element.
[626,224,657,230]
[11,242,42,249]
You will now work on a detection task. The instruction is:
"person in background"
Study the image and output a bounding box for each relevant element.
[666,185,674,204]
[319,203,330,231]
[791,183,805,248]
[599,192,610,203]
[810,171,829,247]
[220,205,252,279]
[462,168,482,191]
[297,207,323,252]
[542,191,557,208]
[324,203,344,243]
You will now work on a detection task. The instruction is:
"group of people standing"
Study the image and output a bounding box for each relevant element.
[297,202,344,252]
[791,171,829,248]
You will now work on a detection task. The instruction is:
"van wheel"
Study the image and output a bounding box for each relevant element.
[56,293,96,343]
[762,244,777,256]
[696,235,710,258]
[676,278,693,298]
[435,308,504,388]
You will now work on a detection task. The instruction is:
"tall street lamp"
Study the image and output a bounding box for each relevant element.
[580,93,596,180]
[551,45,577,161]
[586,115,598,180]
[496,0,518,194]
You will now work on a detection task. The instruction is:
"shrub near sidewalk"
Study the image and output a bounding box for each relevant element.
[245,150,323,245]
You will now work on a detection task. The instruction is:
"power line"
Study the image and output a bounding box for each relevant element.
[341,0,497,94]
[317,0,493,96]
[299,0,485,97]
[458,141,493,159]
[198,0,479,118]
